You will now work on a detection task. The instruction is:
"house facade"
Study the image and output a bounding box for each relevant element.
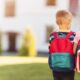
[0,0,80,53]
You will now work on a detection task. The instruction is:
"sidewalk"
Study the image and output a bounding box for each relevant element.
[0,56,48,66]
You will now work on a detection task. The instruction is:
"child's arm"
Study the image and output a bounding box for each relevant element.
[73,32,80,54]
[73,43,78,54]
[48,34,54,49]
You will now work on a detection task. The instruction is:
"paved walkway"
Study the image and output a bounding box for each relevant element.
[0,56,48,66]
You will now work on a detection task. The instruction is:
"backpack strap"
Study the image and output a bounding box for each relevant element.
[52,32,58,38]
[52,31,75,39]
[66,31,75,39]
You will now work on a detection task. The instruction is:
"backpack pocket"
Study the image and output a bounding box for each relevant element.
[49,53,74,71]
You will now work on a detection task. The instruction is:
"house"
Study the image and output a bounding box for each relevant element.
[0,0,79,53]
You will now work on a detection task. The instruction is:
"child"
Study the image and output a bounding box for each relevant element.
[74,32,80,53]
[48,10,75,80]
[73,32,80,72]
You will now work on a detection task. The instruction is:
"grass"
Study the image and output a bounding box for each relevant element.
[0,63,79,80]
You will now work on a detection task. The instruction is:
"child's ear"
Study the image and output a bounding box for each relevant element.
[67,26,70,30]
[56,20,62,25]
[56,20,59,24]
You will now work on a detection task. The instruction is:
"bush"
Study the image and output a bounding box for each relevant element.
[18,45,29,56]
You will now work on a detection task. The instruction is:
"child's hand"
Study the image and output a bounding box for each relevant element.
[78,50,80,53]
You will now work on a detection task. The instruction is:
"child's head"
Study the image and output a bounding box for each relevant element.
[56,10,72,30]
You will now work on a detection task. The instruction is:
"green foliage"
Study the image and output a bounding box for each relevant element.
[18,45,29,56]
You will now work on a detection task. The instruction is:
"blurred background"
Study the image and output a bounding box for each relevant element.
[0,0,80,80]
[0,0,80,55]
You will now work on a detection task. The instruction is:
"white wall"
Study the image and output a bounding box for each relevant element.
[1,0,77,52]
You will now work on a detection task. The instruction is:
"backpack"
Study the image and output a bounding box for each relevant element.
[49,32,75,71]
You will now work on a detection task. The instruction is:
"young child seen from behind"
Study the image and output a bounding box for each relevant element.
[48,10,76,80]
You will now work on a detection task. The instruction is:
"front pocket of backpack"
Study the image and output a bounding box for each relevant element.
[51,53,73,69]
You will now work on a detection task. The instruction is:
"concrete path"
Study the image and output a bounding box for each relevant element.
[0,56,48,66]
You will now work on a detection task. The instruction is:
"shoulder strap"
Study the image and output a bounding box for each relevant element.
[52,31,75,39]
[52,32,58,38]
[66,31,75,39]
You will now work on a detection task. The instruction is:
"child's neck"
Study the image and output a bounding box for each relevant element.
[59,29,70,32]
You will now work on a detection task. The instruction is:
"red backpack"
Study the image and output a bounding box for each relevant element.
[49,32,74,55]
[49,32,75,70]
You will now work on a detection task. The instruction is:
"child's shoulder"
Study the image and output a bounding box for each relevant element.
[67,31,76,38]
[50,31,75,36]
[74,32,80,43]
[66,31,76,36]
[76,32,80,36]
[74,32,80,39]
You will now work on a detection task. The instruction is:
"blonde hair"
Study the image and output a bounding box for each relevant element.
[56,10,72,25]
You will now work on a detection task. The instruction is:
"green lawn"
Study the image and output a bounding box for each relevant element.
[0,63,79,80]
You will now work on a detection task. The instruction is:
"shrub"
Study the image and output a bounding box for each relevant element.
[18,45,29,56]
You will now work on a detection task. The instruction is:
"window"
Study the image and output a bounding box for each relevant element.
[69,0,78,15]
[47,0,56,6]
[5,0,15,17]
[46,26,54,42]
